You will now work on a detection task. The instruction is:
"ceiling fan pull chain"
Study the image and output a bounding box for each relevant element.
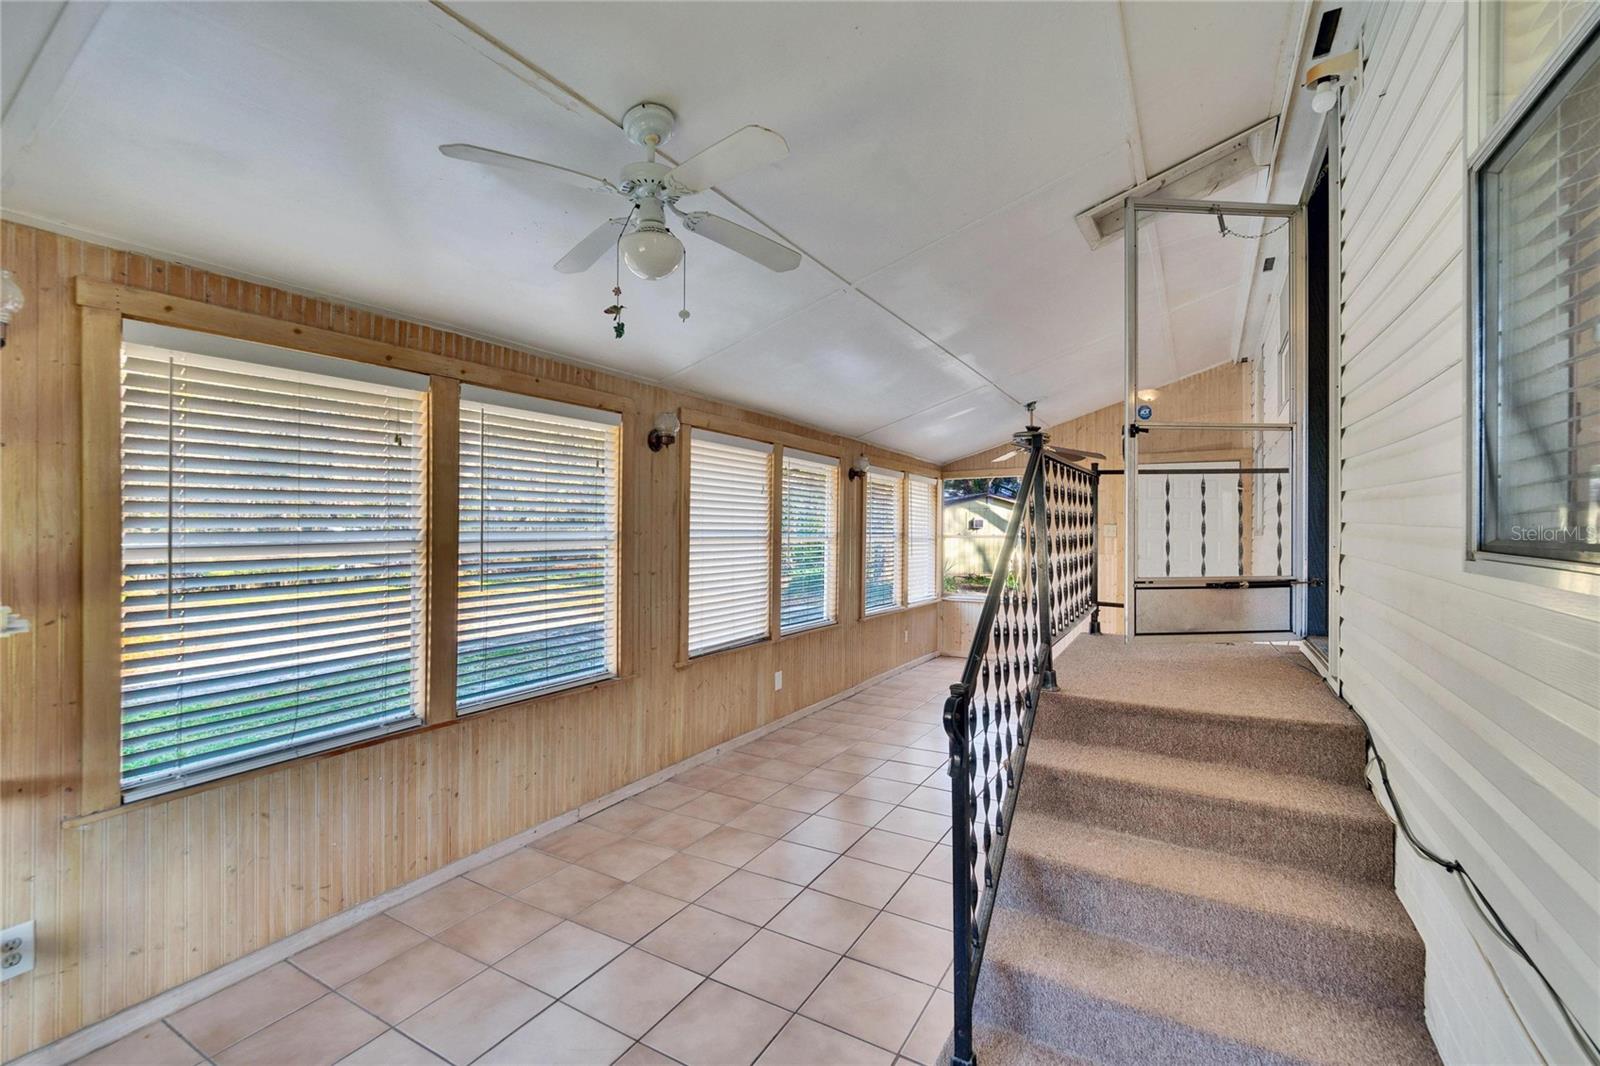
[680,249,691,323]
[607,205,639,339]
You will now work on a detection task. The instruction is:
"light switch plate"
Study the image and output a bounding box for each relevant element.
[774,671,783,691]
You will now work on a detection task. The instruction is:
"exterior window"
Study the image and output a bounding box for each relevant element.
[687,429,772,655]
[457,387,620,711]
[906,474,939,603]
[864,471,904,613]
[780,449,839,632]
[941,477,1020,594]
[118,324,426,799]
[1477,1,1596,141]
[1474,24,1598,565]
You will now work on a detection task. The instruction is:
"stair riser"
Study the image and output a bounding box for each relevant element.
[976,960,1303,1066]
[1037,695,1365,785]
[1029,766,1395,883]
[1001,851,1424,1009]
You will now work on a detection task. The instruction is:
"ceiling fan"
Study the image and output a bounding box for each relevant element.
[991,402,1106,465]
[440,102,801,281]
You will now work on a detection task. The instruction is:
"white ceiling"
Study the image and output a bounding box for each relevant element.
[0,1,1308,462]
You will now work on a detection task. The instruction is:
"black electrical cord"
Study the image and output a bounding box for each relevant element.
[1346,697,1600,1064]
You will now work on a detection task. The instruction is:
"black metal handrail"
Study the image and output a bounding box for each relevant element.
[942,426,1101,1066]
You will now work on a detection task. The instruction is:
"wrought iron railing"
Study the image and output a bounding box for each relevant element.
[942,424,1101,1066]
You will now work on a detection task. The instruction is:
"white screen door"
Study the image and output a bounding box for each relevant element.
[1123,197,1305,640]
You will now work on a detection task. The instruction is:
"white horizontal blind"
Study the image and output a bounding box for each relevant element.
[1480,39,1599,561]
[864,471,904,614]
[688,430,772,655]
[457,389,620,711]
[119,337,426,798]
[906,474,939,603]
[780,450,838,632]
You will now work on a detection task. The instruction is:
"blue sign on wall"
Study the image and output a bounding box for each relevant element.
[1136,403,1154,420]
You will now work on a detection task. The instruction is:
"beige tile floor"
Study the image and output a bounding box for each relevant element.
[77,659,962,1066]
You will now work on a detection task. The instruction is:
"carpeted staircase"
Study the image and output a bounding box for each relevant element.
[968,637,1440,1065]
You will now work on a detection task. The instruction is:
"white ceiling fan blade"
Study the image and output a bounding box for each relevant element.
[663,125,788,194]
[439,144,618,194]
[554,218,630,274]
[676,211,800,272]
[991,449,1021,464]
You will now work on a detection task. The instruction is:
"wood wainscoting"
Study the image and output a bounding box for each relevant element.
[0,221,940,1060]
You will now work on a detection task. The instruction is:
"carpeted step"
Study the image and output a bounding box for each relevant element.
[1023,740,1395,883]
[1035,688,1366,785]
[974,908,1439,1066]
[998,814,1423,1008]
[971,1024,1099,1064]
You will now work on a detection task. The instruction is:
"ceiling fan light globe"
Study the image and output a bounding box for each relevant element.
[622,228,685,280]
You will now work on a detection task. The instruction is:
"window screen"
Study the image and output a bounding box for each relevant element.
[1477,31,1599,563]
[687,430,773,655]
[864,471,904,613]
[906,475,939,603]
[118,325,426,799]
[780,449,839,632]
[457,387,620,711]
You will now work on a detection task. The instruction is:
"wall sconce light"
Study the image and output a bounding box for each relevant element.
[848,454,871,481]
[647,411,681,452]
[0,270,24,349]
[1305,49,1359,114]
[1136,389,1159,404]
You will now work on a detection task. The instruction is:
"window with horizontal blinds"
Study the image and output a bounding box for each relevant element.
[906,475,939,603]
[688,430,772,655]
[864,471,904,614]
[1477,30,1599,564]
[118,327,427,799]
[457,387,620,712]
[780,450,838,632]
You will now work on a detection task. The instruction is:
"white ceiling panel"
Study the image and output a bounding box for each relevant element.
[452,1,1133,281]
[1,0,1310,463]
[1122,2,1300,173]
[669,289,987,440]
[856,145,1133,382]
[1,2,840,380]
[864,385,1027,465]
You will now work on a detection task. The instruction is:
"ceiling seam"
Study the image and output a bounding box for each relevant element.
[430,0,1024,407]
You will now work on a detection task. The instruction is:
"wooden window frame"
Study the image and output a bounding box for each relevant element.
[74,280,633,816]
[675,409,851,665]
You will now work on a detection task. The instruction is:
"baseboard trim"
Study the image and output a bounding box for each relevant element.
[12,651,939,1066]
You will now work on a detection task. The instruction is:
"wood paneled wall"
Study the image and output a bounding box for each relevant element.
[939,362,1250,638]
[0,221,939,1060]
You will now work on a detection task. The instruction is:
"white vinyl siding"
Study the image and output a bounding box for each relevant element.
[780,449,838,632]
[687,430,772,656]
[118,327,426,799]
[864,471,904,613]
[906,474,938,603]
[456,387,620,712]
[1340,4,1598,1060]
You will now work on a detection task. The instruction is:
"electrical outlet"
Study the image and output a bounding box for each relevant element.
[1,920,34,982]
[774,670,783,691]
[903,628,909,644]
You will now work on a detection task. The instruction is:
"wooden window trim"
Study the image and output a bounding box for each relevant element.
[74,280,633,817]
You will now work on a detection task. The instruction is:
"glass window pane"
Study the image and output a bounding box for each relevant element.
[1479,35,1600,562]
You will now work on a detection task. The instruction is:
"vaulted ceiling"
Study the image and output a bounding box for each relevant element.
[1,1,1307,462]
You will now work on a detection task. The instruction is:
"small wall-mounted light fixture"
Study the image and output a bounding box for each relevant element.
[647,411,681,452]
[1305,48,1359,114]
[848,454,871,481]
[0,270,24,349]
[1136,389,1159,404]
